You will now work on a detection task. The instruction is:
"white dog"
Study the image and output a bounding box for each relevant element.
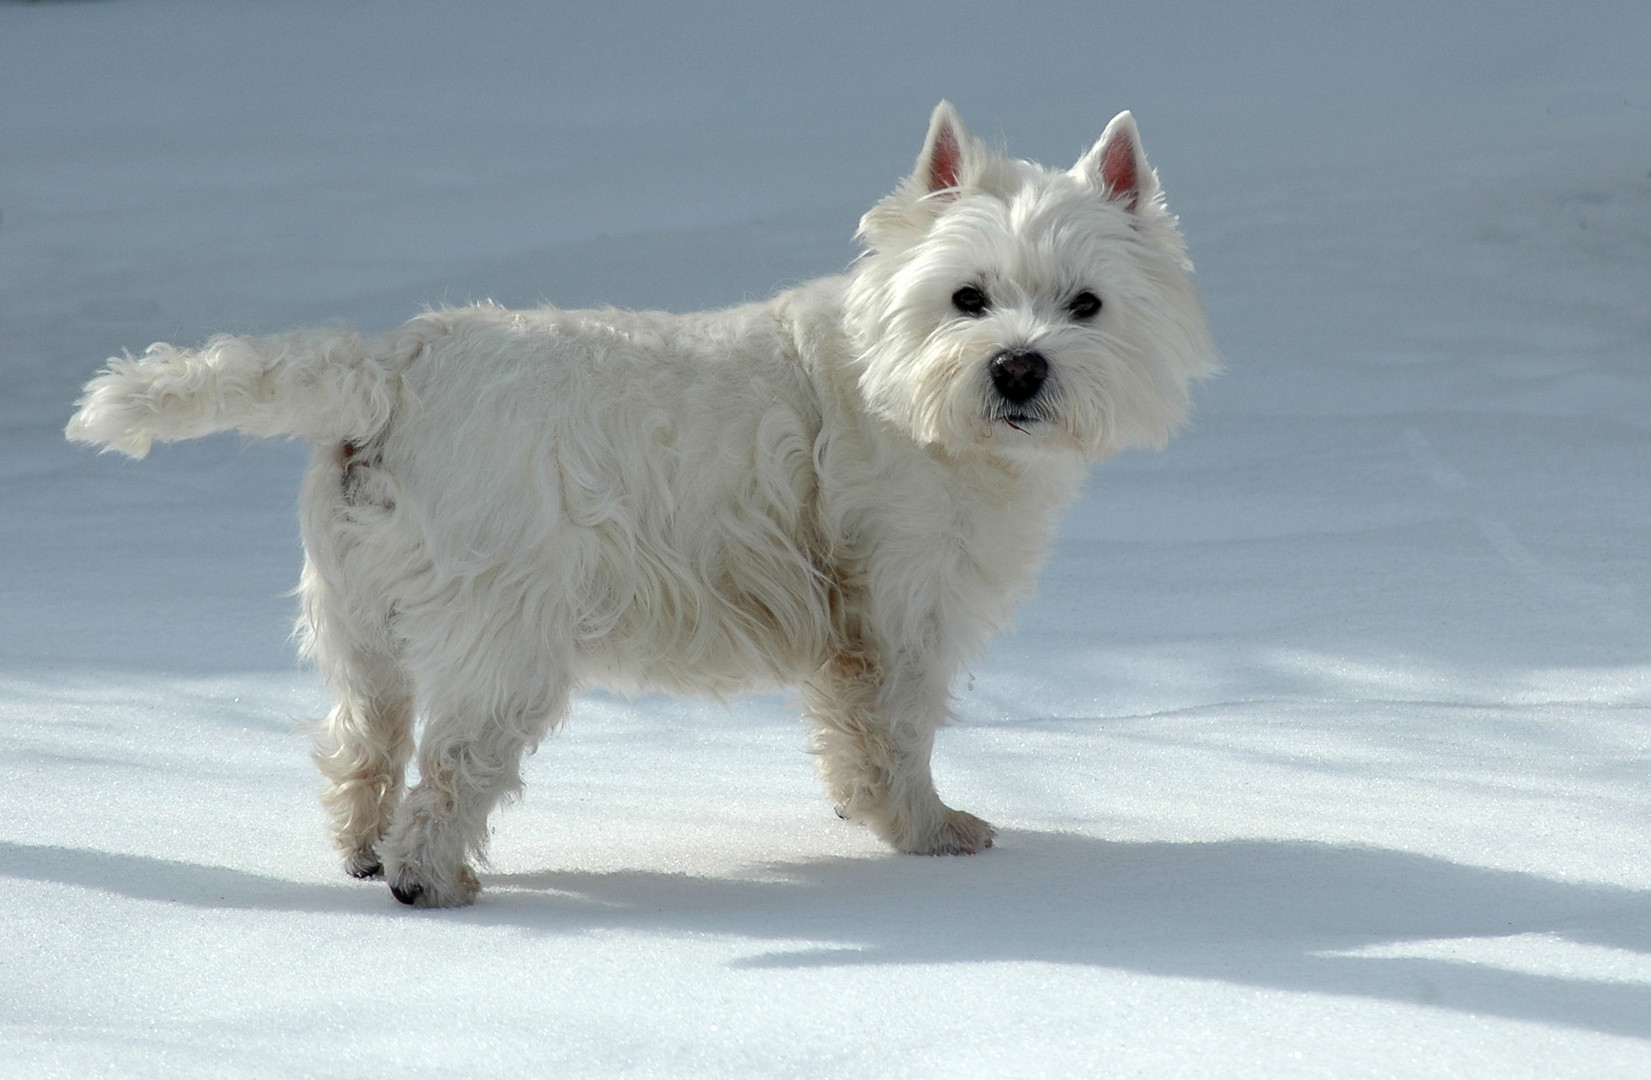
[67,103,1217,907]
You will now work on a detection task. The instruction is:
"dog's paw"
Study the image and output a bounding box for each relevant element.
[341,848,384,880]
[907,809,996,855]
[386,863,480,908]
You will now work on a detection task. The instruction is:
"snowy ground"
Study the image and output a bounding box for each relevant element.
[3,2,1650,1076]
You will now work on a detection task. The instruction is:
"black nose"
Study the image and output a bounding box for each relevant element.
[990,350,1048,405]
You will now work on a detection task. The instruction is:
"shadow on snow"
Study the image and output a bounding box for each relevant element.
[3,830,1648,1038]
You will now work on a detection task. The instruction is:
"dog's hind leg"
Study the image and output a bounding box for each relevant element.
[301,564,414,879]
[309,639,415,880]
[803,648,995,856]
[379,635,572,908]
[297,444,417,880]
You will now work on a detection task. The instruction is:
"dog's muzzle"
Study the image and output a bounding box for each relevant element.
[990,350,1048,405]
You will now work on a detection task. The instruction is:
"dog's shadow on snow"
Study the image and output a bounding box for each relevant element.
[485,830,1651,1039]
[6,832,1649,1039]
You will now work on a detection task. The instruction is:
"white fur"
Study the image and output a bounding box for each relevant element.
[66,103,1217,907]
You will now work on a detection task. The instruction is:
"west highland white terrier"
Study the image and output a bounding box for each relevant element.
[67,103,1217,907]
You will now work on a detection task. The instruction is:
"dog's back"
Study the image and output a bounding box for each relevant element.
[347,298,842,698]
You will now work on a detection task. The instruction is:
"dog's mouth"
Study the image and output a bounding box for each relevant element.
[990,410,1047,433]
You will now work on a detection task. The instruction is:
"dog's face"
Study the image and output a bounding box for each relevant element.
[846,103,1218,463]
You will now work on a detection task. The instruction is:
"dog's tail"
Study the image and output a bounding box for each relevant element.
[65,327,405,459]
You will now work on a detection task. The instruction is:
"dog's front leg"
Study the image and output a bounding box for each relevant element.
[804,649,994,855]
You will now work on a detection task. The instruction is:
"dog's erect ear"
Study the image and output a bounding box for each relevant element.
[916,101,972,194]
[1074,111,1159,211]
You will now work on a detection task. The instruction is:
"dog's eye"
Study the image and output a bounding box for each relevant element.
[1068,291,1102,320]
[951,286,989,317]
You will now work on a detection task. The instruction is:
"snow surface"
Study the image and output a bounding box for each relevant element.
[4,1,1651,1076]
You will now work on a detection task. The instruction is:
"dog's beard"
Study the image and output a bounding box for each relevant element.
[858,338,1089,455]
[988,396,1056,432]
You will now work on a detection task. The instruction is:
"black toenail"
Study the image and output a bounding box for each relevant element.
[390,881,423,905]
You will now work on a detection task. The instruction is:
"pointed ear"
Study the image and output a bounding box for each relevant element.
[1074,111,1158,210]
[915,100,971,194]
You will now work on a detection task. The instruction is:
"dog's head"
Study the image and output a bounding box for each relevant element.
[845,102,1218,462]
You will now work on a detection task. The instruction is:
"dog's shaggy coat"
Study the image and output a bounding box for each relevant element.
[67,104,1217,907]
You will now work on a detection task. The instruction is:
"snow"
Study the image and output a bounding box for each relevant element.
[3,1,1650,1075]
